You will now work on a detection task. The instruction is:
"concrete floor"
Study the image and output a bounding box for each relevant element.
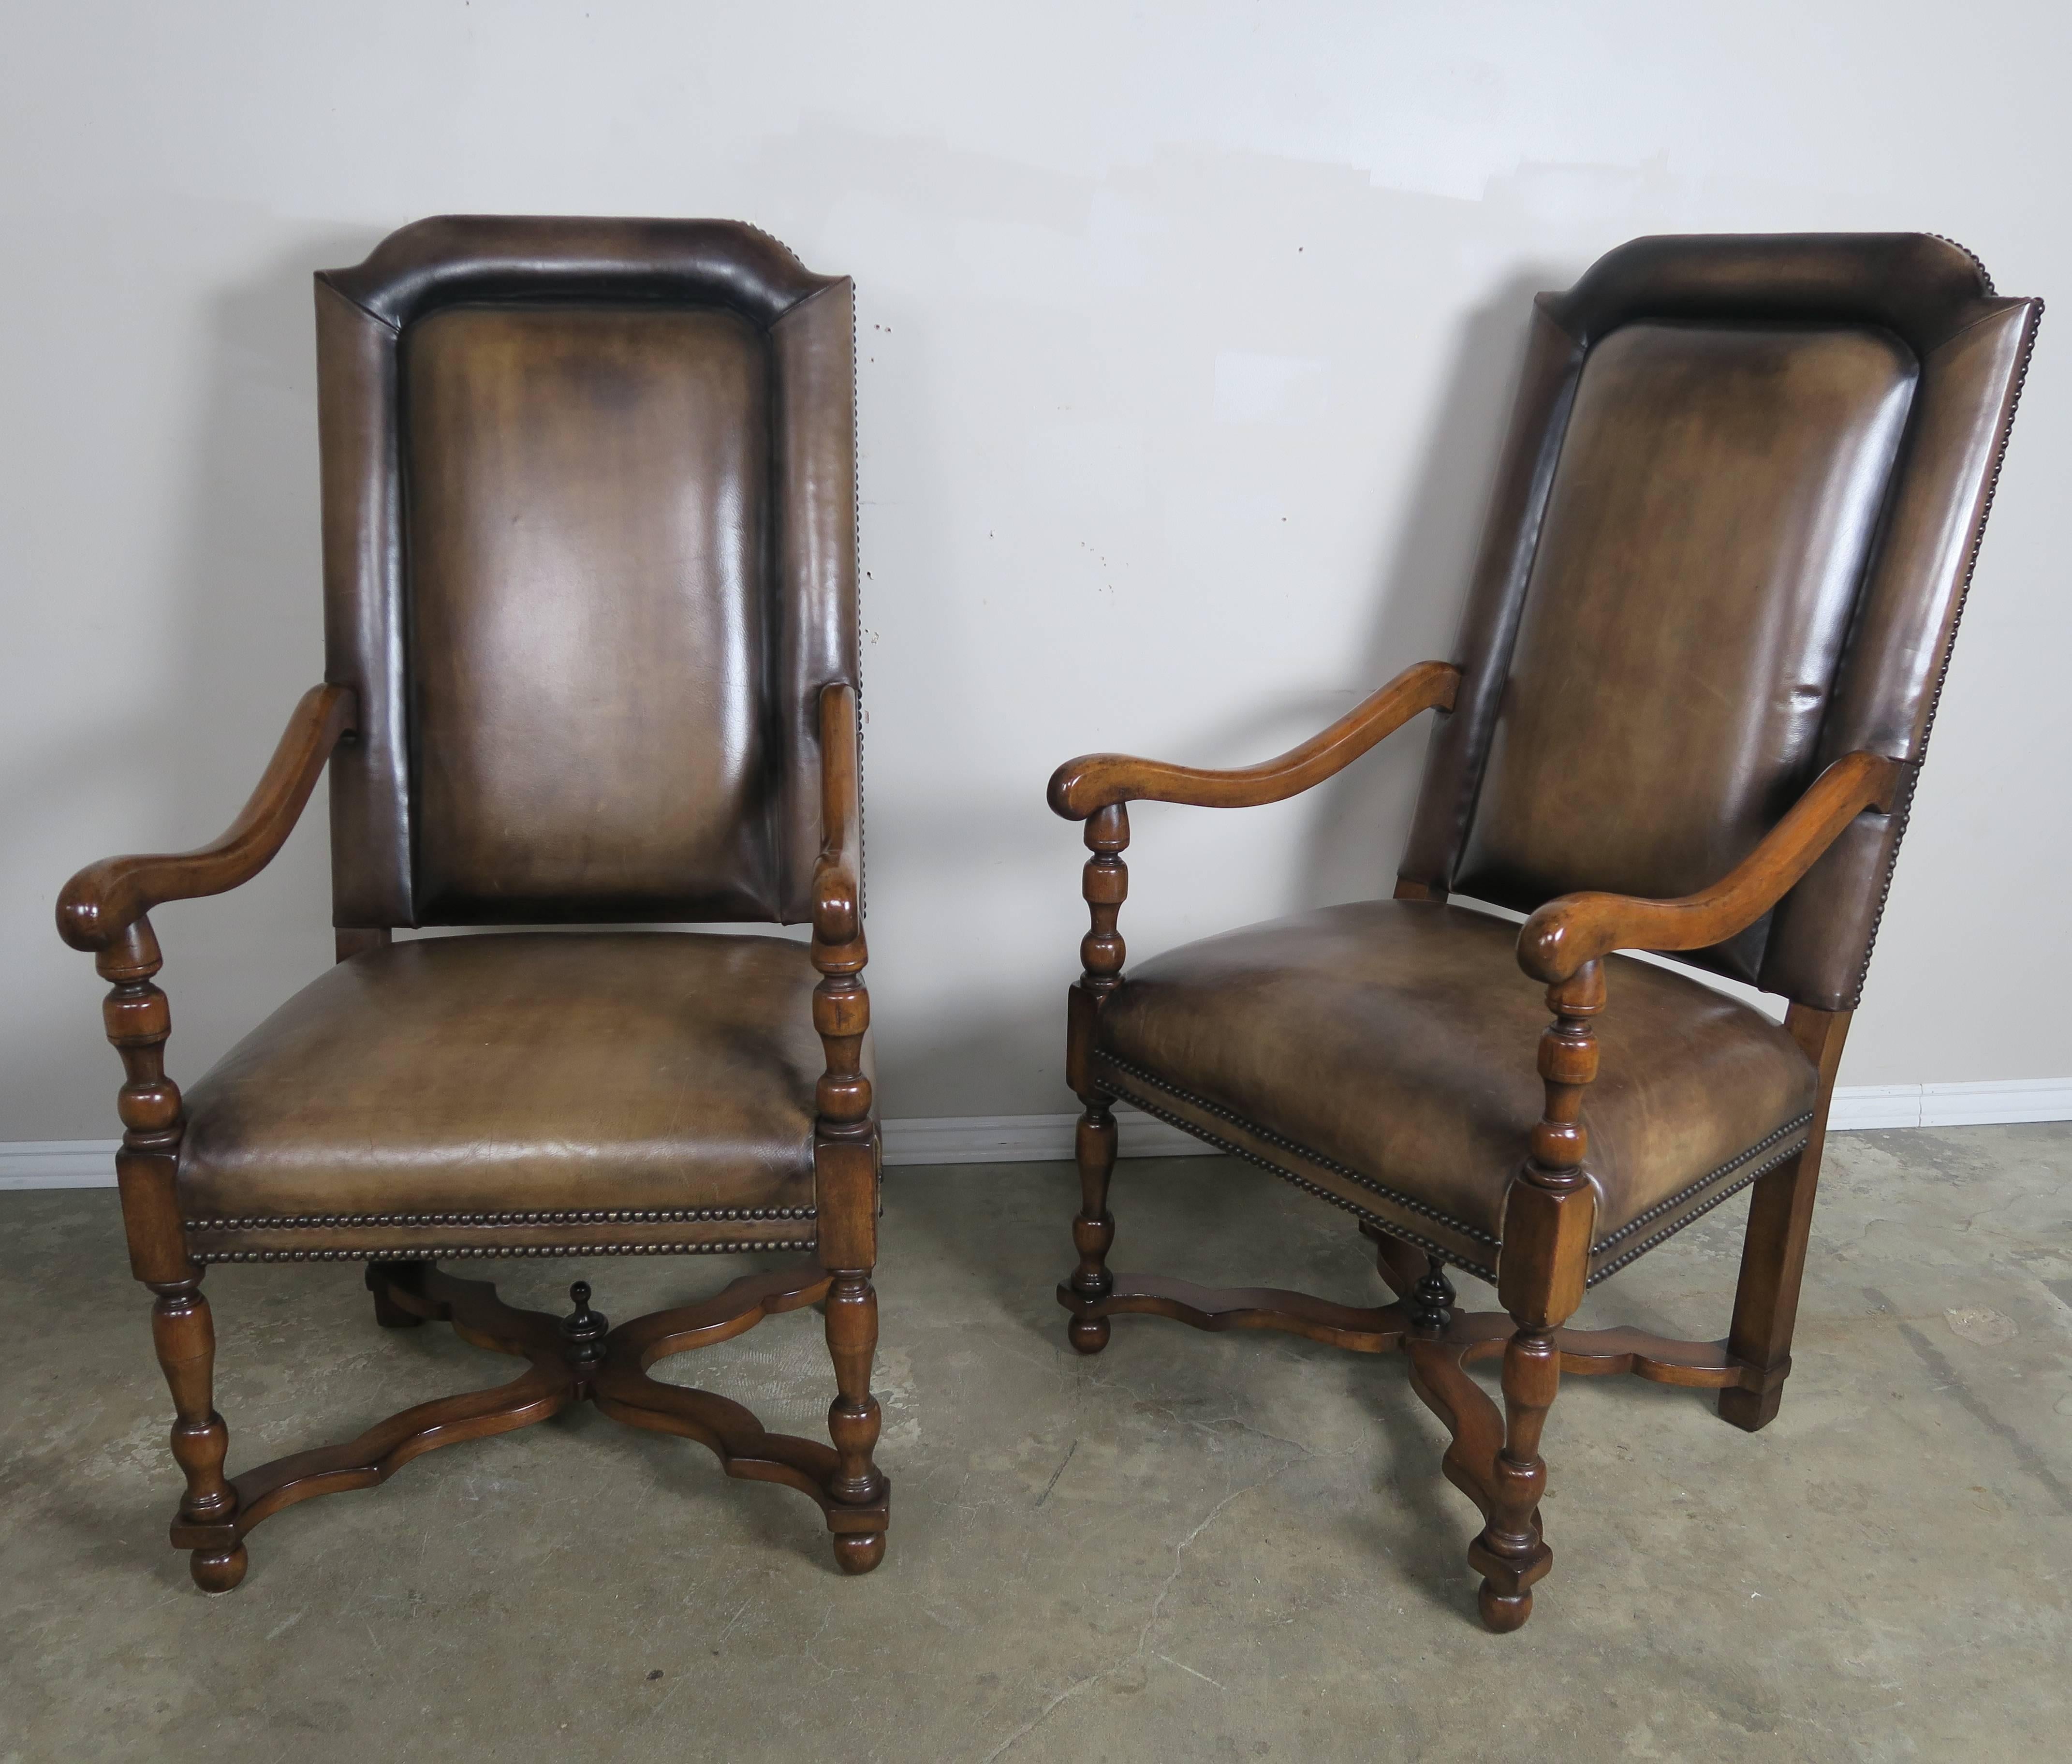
[1,1126,2068,1763]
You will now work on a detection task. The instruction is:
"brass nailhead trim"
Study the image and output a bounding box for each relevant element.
[1587,1138,1806,1286]
[185,1206,816,1232]
[1588,1113,1812,1253]
[194,1238,818,1265]
[1100,1054,1819,1285]
[1093,1071,1499,1284]
[1095,1051,1502,1247]
[1852,293,2041,1008]
[1926,233,1996,296]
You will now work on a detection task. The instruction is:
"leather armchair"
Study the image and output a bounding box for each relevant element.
[58,217,889,1590]
[1049,234,2040,1632]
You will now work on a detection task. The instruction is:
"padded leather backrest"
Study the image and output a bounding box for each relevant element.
[1401,235,2040,1009]
[315,216,857,927]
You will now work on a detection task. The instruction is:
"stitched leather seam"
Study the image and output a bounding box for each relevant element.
[1093,1052,1503,1248]
[1852,296,2041,1006]
[316,274,401,334]
[1098,1080,1499,1282]
[1588,1113,1812,1252]
[1586,1139,1805,1286]
[184,1205,817,1232]
[194,1238,817,1265]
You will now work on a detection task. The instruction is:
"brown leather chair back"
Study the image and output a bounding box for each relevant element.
[1401,235,2040,1010]
[315,216,856,928]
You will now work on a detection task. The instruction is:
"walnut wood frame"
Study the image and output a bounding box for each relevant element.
[58,680,887,1590]
[1049,662,1879,1632]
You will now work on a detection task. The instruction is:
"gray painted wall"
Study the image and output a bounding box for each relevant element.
[3,1,2065,1142]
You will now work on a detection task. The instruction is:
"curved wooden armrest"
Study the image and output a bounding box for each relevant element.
[1517,750,1907,984]
[1047,660,1460,821]
[56,684,358,952]
[812,681,863,948]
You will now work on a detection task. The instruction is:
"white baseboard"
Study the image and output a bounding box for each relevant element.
[1826,1086,1924,1131]
[1920,1077,2072,1126]
[879,1107,1215,1167]
[0,1139,123,1190]
[6,1079,2069,1190]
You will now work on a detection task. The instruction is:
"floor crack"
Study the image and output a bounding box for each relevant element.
[1865,1285,2072,1517]
[1035,1438,1077,1508]
[982,1669,1102,1763]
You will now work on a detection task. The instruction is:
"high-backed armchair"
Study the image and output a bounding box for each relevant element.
[57,217,889,1590]
[1049,235,2038,1631]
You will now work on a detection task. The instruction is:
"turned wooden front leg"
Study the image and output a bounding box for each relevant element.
[93,920,248,1591]
[1472,961,1602,1633]
[823,1268,886,1576]
[1064,805,1128,1354]
[810,895,887,1574]
[1469,1331,1556,1631]
[149,1272,245,1591]
[1068,1102,1119,1354]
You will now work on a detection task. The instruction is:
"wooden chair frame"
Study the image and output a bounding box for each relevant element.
[58,679,888,1589]
[1049,661,1896,1631]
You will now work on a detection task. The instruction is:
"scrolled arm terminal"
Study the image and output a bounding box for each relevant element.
[1517,750,1906,985]
[1047,660,1460,821]
[57,684,358,952]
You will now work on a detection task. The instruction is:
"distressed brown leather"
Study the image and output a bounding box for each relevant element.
[1093,902,1815,1281]
[165,217,868,1264]
[1402,234,2041,1007]
[178,935,827,1257]
[1057,234,2037,1301]
[1455,323,1914,980]
[317,216,857,927]
[406,304,778,920]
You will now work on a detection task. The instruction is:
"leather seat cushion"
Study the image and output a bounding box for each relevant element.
[1091,900,1816,1280]
[177,933,832,1250]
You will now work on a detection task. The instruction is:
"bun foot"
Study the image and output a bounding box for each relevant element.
[190,1544,248,1593]
[831,1530,886,1575]
[1067,1315,1111,1356]
[1477,1584,1532,1633]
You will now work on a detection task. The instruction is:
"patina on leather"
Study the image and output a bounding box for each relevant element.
[55,216,896,1592]
[1093,902,1815,1279]
[318,215,857,929]
[178,935,824,1248]
[1453,322,1915,982]
[1402,233,2038,1009]
[405,303,778,921]
[1046,234,2041,1632]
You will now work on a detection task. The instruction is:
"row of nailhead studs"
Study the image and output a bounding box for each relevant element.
[1096,1052,1502,1248]
[1586,1142,1804,1285]
[1107,1082,1499,1284]
[186,1206,816,1232]
[1110,1052,1818,1275]
[1589,1114,1811,1252]
[196,1239,818,1264]
[1853,302,2037,1006]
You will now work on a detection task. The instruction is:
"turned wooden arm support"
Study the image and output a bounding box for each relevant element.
[812,681,864,950]
[56,684,359,952]
[808,681,873,1184]
[1516,750,1907,985]
[1047,660,1460,820]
